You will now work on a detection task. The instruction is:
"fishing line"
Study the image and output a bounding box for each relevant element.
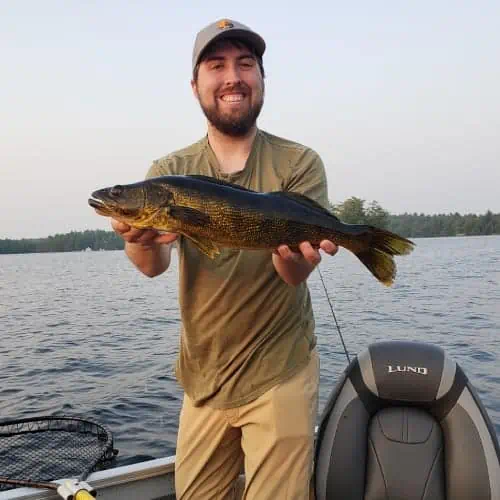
[316,264,350,364]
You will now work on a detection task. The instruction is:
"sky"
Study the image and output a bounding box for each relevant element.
[2,0,499,239]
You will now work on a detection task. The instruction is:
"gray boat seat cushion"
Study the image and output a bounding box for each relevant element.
[314,340,500,500]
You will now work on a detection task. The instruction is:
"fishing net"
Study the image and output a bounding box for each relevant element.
[0,416,118,491]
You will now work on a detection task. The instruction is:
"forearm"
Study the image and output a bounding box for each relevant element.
[272,253,316,286]
[125,242,173,277]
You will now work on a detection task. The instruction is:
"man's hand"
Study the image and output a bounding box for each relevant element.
[274,240,338,264]
[272,240,338,286]
[110,219,177,277]
[111,219,178,246]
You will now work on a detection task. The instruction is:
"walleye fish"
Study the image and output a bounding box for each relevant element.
[89,174,415,286]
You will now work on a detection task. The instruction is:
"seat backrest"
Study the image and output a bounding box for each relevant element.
[314,340,500,500]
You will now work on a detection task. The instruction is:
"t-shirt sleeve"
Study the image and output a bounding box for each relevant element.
[285,149,330,209]
[146,156,184,180]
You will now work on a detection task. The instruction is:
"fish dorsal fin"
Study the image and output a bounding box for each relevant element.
[187,174,257,193]
[270,191,339,219]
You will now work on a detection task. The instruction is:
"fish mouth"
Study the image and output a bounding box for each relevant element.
[88,197,112,216]
[88,196,141,220]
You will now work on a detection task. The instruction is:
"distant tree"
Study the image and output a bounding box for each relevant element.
[481,210,495,235]
[365,201,390,229]
[333,197,366,224]
[332,197,389,229]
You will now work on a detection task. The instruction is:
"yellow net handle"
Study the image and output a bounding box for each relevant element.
[75,491,96,500]
[57,480,96,499]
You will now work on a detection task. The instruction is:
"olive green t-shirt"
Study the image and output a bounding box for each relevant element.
[147,129,329,409]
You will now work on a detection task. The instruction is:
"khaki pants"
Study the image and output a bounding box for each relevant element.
[175,350,320,500]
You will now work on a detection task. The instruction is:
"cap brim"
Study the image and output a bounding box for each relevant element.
[195,29,266,68]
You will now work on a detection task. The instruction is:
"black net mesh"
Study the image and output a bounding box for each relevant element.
[0,416,117,491]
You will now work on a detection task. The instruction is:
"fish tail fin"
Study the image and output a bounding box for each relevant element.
[350,228,415,286]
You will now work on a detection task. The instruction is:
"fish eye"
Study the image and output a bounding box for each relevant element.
[110,185,124,197]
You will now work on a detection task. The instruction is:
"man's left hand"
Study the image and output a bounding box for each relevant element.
[274,240,338,266]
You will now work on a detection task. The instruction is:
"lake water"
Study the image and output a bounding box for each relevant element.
[1,236,499,467]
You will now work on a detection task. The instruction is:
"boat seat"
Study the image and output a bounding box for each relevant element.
[314,340,500,499]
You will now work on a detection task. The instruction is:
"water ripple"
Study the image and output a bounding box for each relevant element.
[0,236,499,466]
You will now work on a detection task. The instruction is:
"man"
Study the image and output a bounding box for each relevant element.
[111,19,337,499]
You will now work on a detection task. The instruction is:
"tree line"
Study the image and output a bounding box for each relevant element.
[0,199,498,254]
[0,230,125,255]
[331,198,499,238]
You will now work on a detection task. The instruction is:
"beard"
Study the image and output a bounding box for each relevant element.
[198,85,264,137]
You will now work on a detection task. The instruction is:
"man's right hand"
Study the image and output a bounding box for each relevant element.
[111,219,178,246]
[111,219,177,277]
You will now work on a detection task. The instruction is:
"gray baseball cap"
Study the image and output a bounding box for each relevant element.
[192,19,266,72]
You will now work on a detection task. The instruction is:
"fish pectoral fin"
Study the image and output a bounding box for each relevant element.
[182,233,220,259]
[169,206,218,258]
[170,206,211,226]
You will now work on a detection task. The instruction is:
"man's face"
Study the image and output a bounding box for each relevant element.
[192,42,264,137]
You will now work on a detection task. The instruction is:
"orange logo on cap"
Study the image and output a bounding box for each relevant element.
[217,20,234,30]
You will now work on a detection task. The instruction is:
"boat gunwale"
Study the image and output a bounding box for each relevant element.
[0,455,176,500]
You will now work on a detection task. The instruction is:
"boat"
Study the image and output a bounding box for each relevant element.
[2,340,499,499]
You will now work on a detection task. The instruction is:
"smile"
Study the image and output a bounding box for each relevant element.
[220,94,245,102]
